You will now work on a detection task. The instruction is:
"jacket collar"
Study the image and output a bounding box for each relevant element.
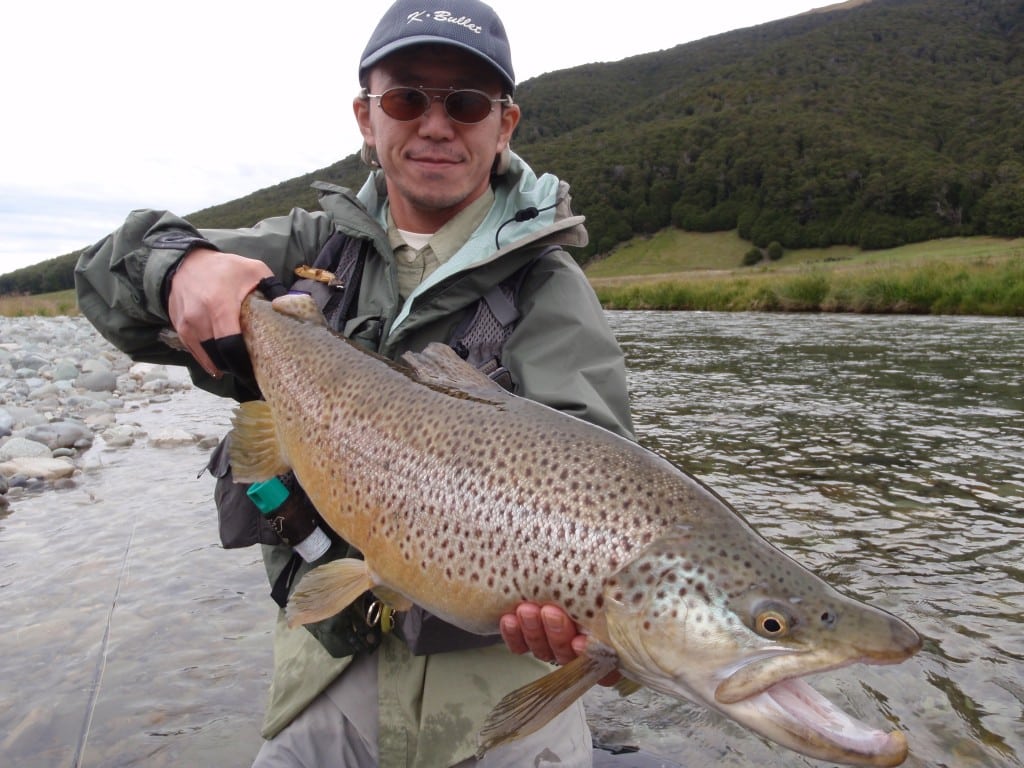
[357,151,587,331]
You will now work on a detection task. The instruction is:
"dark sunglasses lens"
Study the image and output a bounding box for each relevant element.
[380,88,430,120]
[444,91,492,123]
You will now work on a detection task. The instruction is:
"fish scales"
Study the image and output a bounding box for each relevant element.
[239,292,675,629]
[230,293,921,768]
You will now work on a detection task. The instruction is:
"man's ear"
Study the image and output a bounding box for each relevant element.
[497,103,521,153]
[354,95,375,147]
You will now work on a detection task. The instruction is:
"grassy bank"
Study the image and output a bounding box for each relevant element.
[0,289,79,318]
[3,234,1023,317]
[587,232,1024,315]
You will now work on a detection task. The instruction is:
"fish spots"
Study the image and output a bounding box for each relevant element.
[252,299,807,650]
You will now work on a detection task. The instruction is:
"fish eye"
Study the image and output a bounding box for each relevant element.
[753,605,791,638]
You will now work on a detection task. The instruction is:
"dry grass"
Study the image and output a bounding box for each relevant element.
[0,289,80,317]
[3,234,1022,318]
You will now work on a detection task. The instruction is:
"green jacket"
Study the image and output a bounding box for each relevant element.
[75,153,634,767]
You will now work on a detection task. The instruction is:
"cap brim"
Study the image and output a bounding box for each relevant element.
[359,36,515,93]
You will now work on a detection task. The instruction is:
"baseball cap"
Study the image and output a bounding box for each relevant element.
[359,0,516,94]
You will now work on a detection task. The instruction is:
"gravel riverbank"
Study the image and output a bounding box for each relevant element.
[0,315,218,508]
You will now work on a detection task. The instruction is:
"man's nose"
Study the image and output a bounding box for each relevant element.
[418,96,456,136]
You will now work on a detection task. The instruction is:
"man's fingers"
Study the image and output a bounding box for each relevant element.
[501,604,619,685]
[517,603,555,662]
[500,603,581,665]
[257,276,289,300]
[200,335,255,383]
[196,335,260,397]
[165,247,273,377]
[499,603,555,662]
[540,604,577,666]
[499,615,529,655]
[171,324,220,377]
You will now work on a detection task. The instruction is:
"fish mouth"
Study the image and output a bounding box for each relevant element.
[711,649,915,767]
[716,626,921,705]
[737,674,910,767]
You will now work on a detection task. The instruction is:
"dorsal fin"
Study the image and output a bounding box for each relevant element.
[401,342,508,401]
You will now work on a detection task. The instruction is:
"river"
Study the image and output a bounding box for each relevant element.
[2,312,1022,767]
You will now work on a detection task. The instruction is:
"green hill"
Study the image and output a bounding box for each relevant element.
[4,0,1023,296]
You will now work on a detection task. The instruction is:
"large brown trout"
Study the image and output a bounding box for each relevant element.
[229,293,921,767]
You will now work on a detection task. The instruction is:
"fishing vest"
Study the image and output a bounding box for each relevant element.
[212,232,558,659]
[292,231,555,389]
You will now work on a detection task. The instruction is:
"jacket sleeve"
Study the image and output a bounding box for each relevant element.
[74,207,336,395]
[504,248,635,440]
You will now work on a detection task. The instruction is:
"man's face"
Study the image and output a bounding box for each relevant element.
[354,45,520,233]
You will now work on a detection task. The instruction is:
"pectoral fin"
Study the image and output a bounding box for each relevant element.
[477,651,619,757]
[229,400,290,482]
[286,558,376,628]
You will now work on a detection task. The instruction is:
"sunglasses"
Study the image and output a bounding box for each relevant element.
[361,86,513,125]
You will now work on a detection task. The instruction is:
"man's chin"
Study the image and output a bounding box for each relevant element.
[392,180,479,215]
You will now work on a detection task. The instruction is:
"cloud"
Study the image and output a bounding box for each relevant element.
[0,192,130,266]
[1,0,826,274]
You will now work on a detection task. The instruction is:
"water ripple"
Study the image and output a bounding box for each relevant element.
[2,313,1021,767]
[604,311,1024,768]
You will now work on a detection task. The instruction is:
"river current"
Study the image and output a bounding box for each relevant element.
[2,311,1022,767]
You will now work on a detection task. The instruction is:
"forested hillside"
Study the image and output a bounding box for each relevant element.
[4,0,1022,295]
[513,0,1024,255]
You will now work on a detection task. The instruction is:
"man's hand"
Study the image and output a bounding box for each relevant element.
[166,248,273,377]
[500,602,621,686]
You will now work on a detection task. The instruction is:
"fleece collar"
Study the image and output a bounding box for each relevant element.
[356,151,572,332]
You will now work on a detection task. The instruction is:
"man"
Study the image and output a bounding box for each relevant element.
[75,1,634,766]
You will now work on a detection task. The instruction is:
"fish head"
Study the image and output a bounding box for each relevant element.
[602,531,921,767]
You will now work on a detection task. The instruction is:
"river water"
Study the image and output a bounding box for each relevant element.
[2,312,1022,768]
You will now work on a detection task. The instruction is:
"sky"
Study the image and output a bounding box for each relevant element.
[0,0,837,273]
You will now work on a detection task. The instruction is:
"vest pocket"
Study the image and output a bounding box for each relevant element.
[207,435,282,548]
[344,314,384,350]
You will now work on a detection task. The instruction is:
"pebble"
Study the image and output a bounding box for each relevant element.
[0,437,52,461]
[149,428,198,448]
[76,370,118,392]
[0,457,76,481]
[0,315,204,502]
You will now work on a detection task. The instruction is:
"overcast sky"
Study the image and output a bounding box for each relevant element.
[0,0,836,273]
